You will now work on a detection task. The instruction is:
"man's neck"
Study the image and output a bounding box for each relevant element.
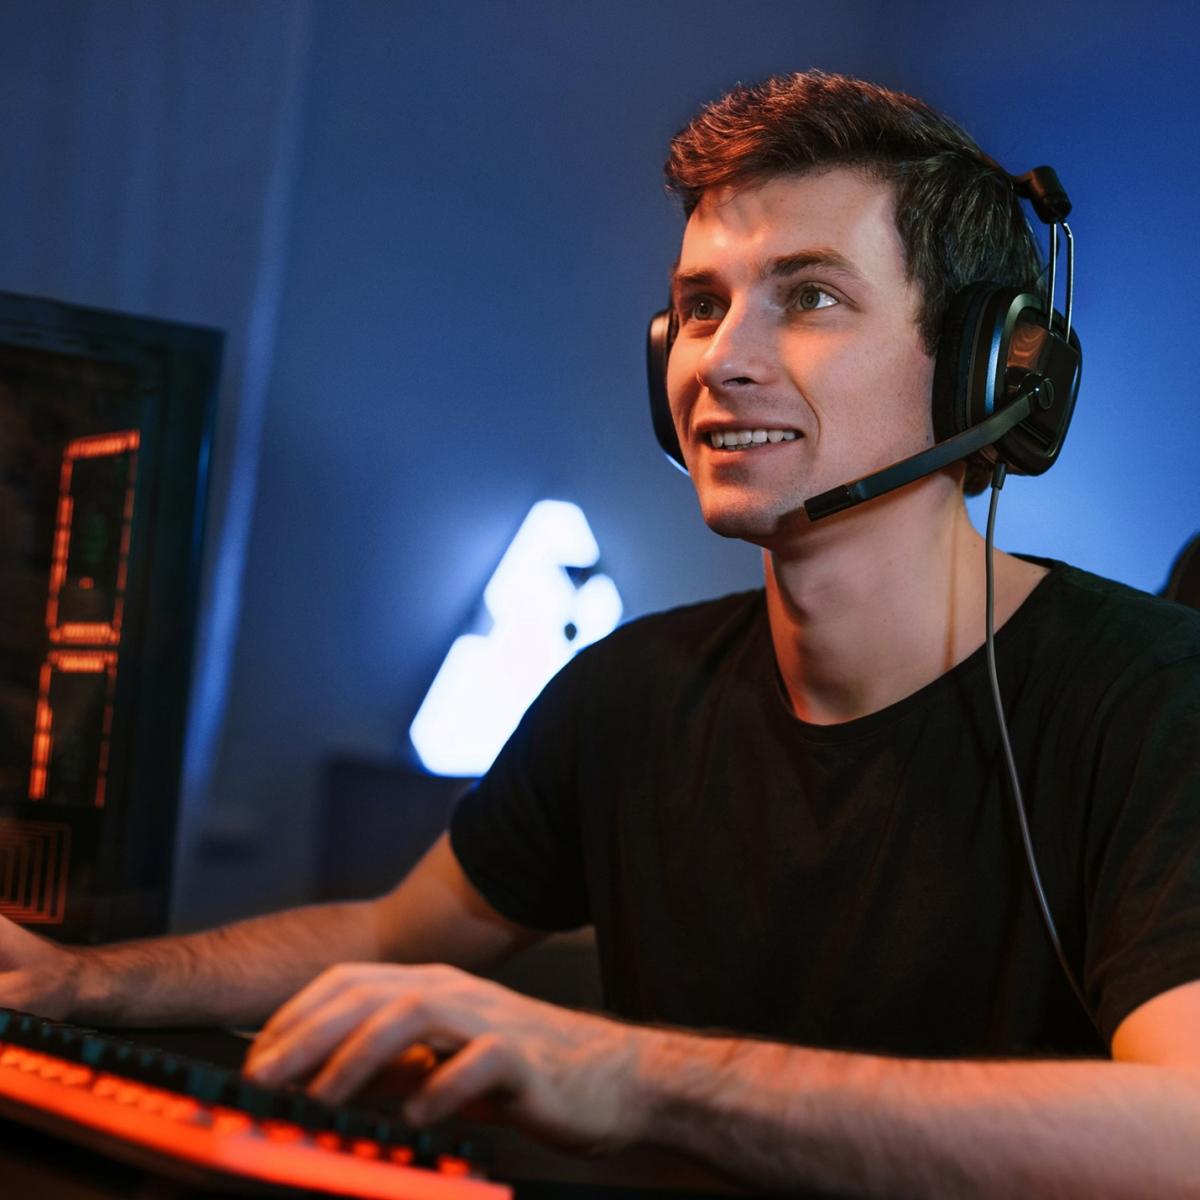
[763,485,1048,725]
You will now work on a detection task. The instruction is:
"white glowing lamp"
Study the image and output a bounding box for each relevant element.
[410,501,622,776]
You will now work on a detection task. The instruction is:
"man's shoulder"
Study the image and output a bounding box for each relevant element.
[1019,557,1200,687]
[1034,558,1200,641]
[519,588,767,735]
[571,588,767,687]
[594,588,765,655]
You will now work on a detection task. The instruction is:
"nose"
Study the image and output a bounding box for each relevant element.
[695,301,778,394]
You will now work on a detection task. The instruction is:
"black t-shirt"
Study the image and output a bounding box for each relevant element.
[450,560,1200,1058]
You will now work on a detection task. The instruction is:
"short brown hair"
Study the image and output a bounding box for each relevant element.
[665,71,1042,495]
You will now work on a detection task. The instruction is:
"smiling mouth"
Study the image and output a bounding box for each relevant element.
[707,428,801,450]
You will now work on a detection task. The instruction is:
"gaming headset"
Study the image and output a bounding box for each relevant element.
[646,164,1097,1033]
[645,165,1082,522]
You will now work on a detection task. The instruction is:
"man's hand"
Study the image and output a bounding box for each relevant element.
[0,913,80,1018]
[243,963,651,1154]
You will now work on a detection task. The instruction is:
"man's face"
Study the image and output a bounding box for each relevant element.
[666,168,937,546]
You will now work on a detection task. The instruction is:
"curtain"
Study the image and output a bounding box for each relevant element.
[0,0,316,918]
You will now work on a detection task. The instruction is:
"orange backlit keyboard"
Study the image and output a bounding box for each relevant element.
[0,1006,510,1199]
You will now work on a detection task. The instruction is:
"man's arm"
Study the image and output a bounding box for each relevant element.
[244,969,1200,1198]
[0,832,540,1028]
[633,1002,1200,1197]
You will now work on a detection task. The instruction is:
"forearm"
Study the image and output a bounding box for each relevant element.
[637,1032,1200,1198]
[69,899,384,1028]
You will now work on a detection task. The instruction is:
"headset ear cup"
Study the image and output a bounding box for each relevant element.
[934,283,1081,478]
[995,309,1081,476]
[646,308,687,472]
[932,282,1002,442]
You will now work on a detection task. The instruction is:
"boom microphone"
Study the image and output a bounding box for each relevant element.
[803,379,1046,522]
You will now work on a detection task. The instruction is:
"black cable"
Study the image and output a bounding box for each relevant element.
[984,462,1096,1029]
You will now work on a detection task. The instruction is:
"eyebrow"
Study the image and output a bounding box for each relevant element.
[670,247,866,300]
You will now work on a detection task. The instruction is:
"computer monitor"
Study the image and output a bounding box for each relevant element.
[0,291,220,943]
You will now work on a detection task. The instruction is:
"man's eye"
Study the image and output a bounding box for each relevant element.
[791,284,838,312]
[682,296,725,323]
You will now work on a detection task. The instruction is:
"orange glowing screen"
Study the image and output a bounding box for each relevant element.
[28,430,139,807]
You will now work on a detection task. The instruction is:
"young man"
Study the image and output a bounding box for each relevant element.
[4,72,1200,1196]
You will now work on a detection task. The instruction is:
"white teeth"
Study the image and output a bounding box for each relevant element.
[708,429,799,449]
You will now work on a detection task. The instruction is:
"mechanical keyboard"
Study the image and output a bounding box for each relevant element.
[0,1006,510,1198]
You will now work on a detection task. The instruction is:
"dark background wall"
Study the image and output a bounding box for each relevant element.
[0,0,1195,930]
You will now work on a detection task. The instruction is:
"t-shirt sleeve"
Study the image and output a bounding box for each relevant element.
[1083,648,1200,1043]
[449,649,592,932]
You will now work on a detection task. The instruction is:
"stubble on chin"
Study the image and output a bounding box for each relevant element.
[695,490,810,548]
